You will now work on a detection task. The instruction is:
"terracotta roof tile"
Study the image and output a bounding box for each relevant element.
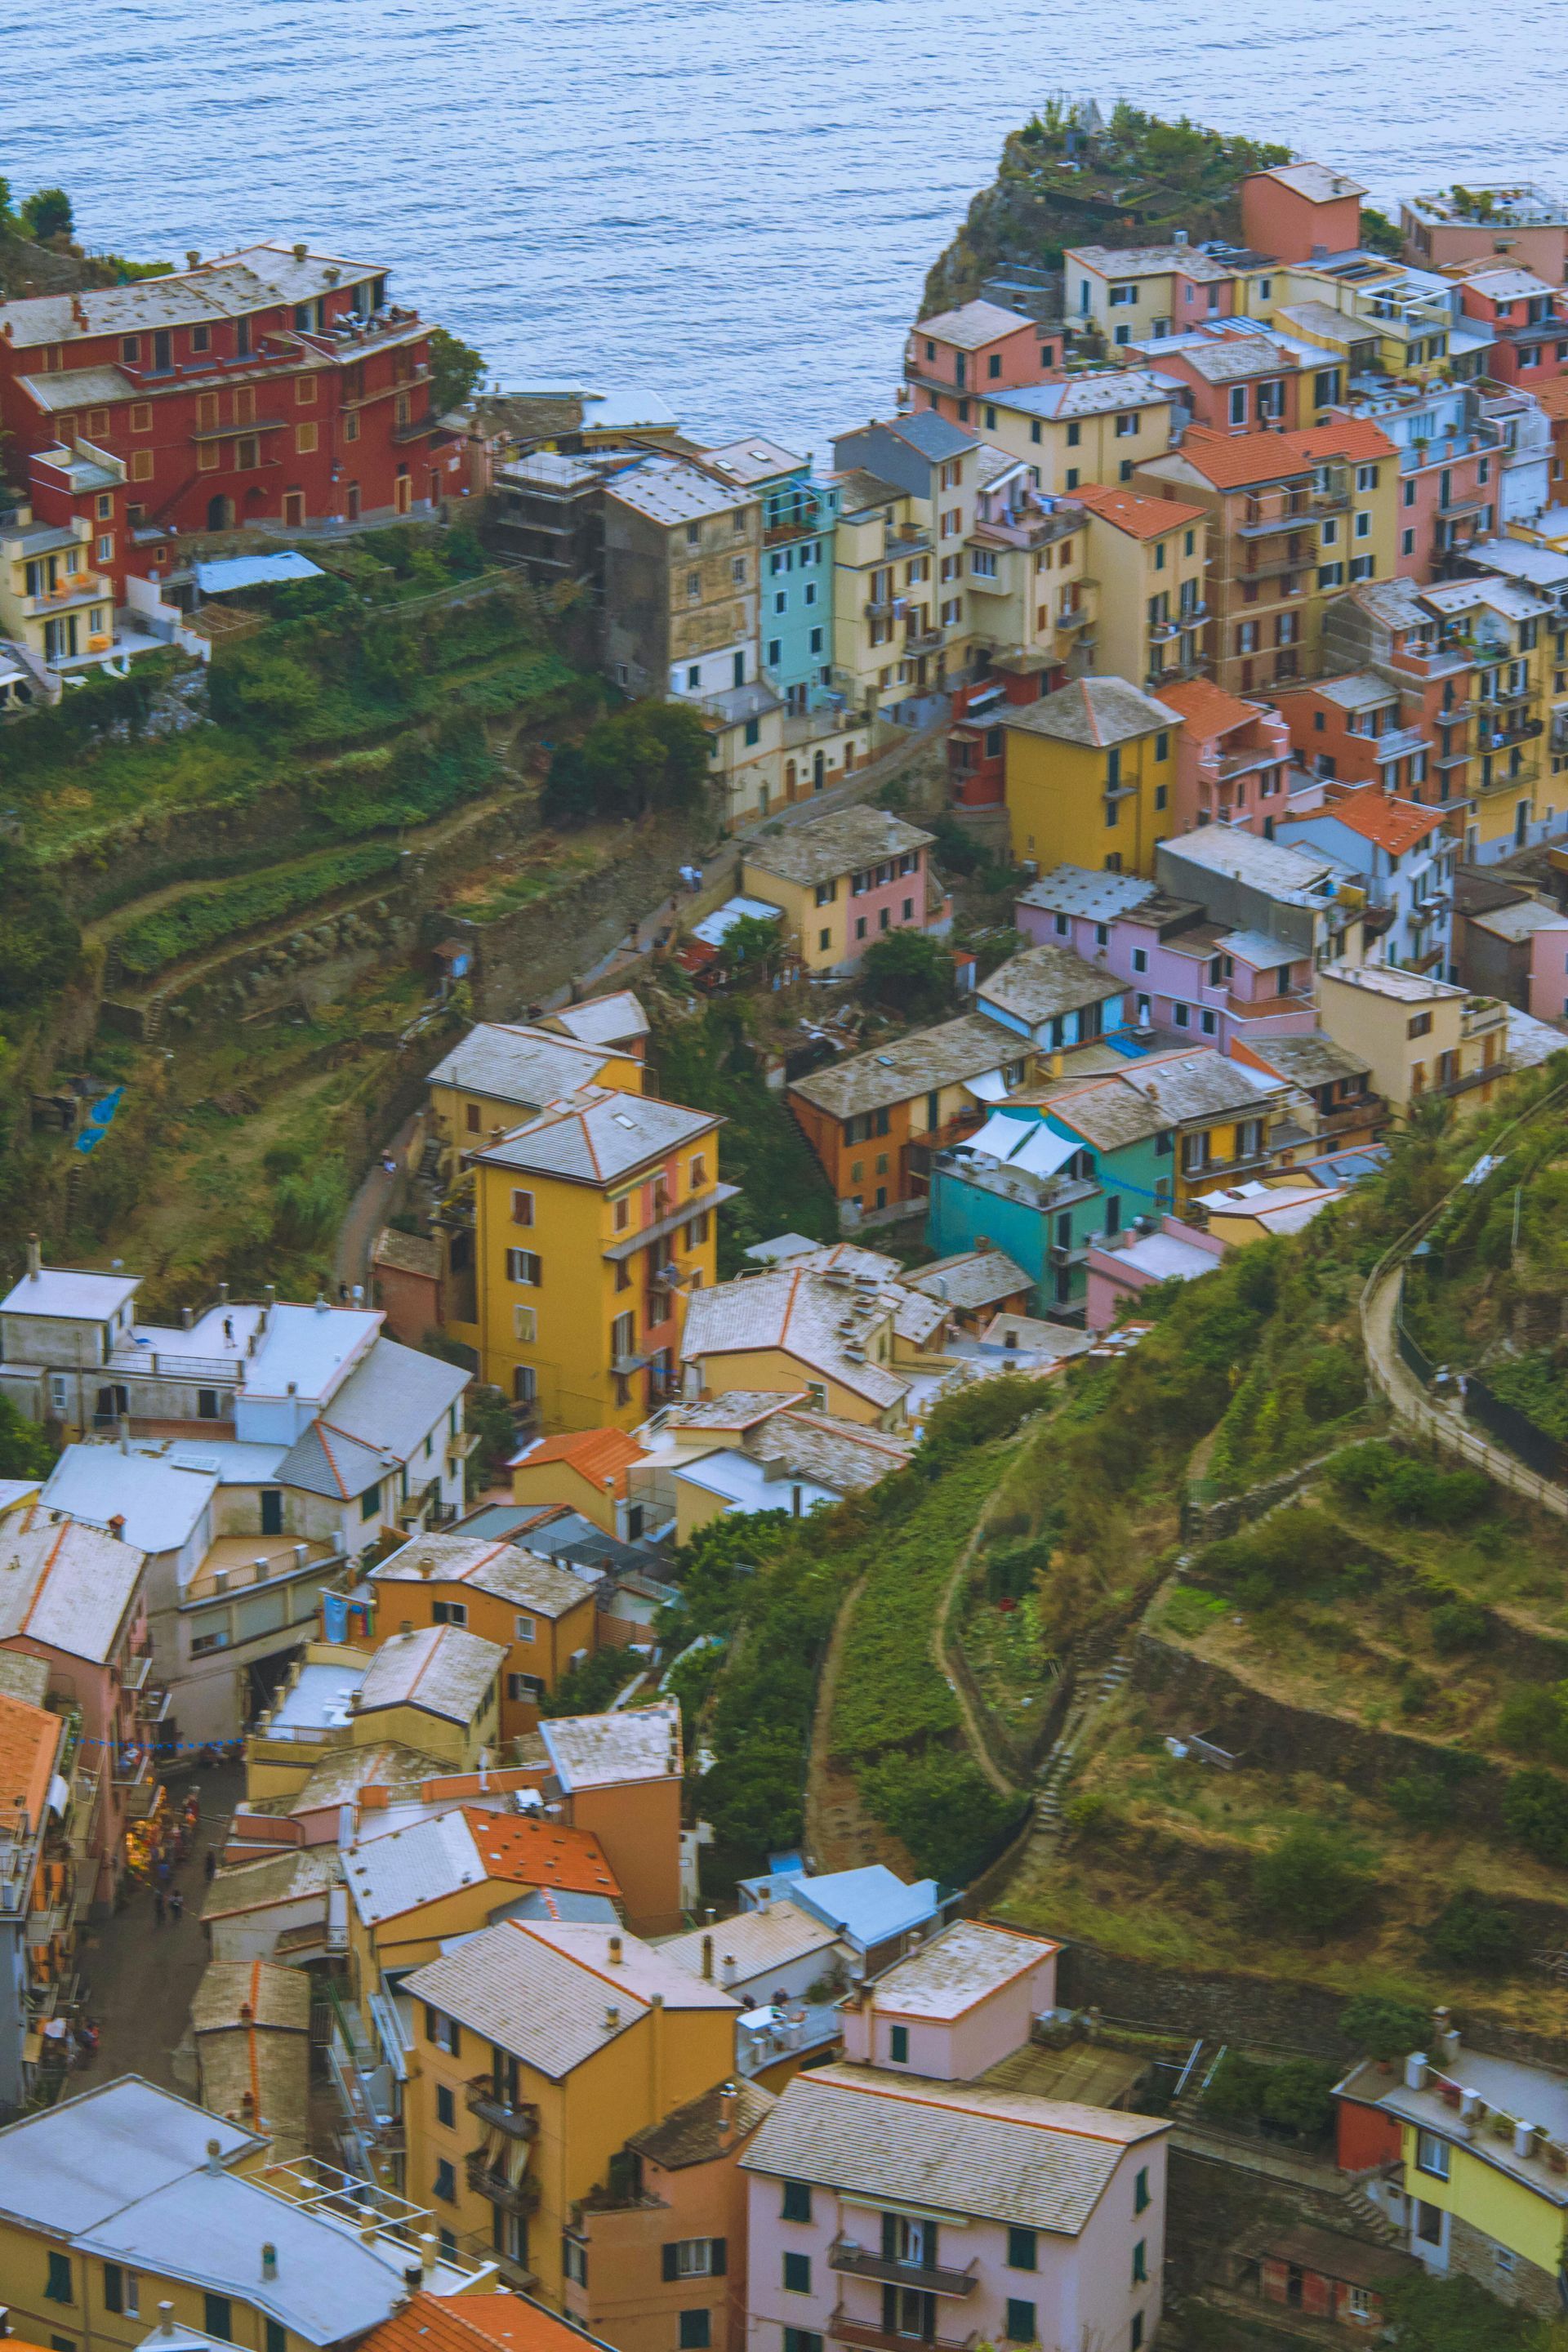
[0,1690,59,1828]
[1167,428,1315,490]
[460,1808,622,1899]
[360,2292,604,2352]
[1071,483,1206,539]
[1282,420,1398,464]
[510,1428,648,1499]
[1156,676,1270,738]
[1316,787,1447,855]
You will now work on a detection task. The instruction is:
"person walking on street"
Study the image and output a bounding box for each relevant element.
[204,1847,217,1883]
[170,1888,185,1926]
[154,1886,166,1926]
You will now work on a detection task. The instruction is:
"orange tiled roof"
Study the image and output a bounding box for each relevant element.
[1282,420,1399,464]
[1317,787,1447,855]
[460,1807,622,1900]
[1070,482,1206,538]
[360,2293,604,2352]
[513,1427,648,1499]
[1530,379,1568,422]
[0,1690,59,1830]
[1169,427,1316,490]
[1156,676,1268,738]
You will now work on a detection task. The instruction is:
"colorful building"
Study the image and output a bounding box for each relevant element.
[740,806,938,975]
[678,1266,926,1430]
[464,1087,727,1429]
[1134,327,1306,437]
[0,243,452,571]
[1001,675,1179,875]
[701,438,836,715]
[832,413,981,703]
[1417,575,1552,861]
[1316,960,1510,1119]
[975,371,1178,496]
[1401,183,1568,283]
[1241,162,1367,263]
[903,300,1060,420]
[1157,675,1292,835]
[1070,483,1209,692]
[1275,788,1456,975]
[787,1014,1029,1216]
[425,1023,644,1191]
[1064,244,1267,344]
[367,1528,600,1737]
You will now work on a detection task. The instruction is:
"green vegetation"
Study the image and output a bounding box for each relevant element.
[539,1646,642,1718]
[648,998,835,1273]
[113,844,401,981]
[717,912,786,986]
[20,187,72,242]
[1486,1351,1568,1442]
[924,99,1292,309]
[1383,2272,1568,2352]
[426,325,486,415]
[1251,1824,1373,1940]
[858,929,954,1021]
[1339,1993,1430,2061]
[0,1396,55,1483]
[0,840,80,1009]
[1426,1886,1523,1974]
[1201,2048,1339,2139]
[541,699,711,827]
[1328,1439,1491,1526]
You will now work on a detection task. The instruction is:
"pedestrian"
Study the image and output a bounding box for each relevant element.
[154,1886,165,1926]
[338,1281,349,1303]
[204,1847,217,1883]
[223,1315,235,1346]
[170,1888,185,1925]
[156,1856,172,1891]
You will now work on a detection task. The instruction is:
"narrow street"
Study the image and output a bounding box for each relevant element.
[71,1762,244,2095]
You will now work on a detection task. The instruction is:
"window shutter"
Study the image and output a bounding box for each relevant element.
[662,2245,680,2283]
[881,2213,898,2261]
[710,2239,728,2278]
[425,2006,439,2044]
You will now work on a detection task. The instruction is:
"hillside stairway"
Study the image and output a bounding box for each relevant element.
[1029,1650,1132,1856]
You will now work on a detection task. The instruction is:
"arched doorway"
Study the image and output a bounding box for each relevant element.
[207,495,235,532]
[784,760,797,800]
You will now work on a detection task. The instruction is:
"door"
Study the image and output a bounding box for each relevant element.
[282,491,305,528]
[260,1490,283,1536]
[813,751,826,791]
[394,471,412,515]
[346,483,362,522]
[207,495,234,532]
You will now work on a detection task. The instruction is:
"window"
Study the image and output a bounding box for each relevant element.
[431,1599,468,1627]
[131,450,154,483]
[1155,730,1169,760]
[507,1248,542,1286]
[359,1479,383,1524]
[783,2336,822,2352]
[1417,2200,1444,2246]
[296,421,318,454]
[433,2160,457,2205]
[1354,509,1370,539]
[1066,422,1080,448]
[266,2326,286,2352]
[1006,2227,1037,2271]
[121,336,141,363]
[1134,2166,1151,2215]
[664,2241,726,2279]
[1415,2130,1450,2180]
[1004,2301,1036,2344]
[510,1188,535,1227]
[426,2007,461,2055]
[781,2180,813,2224]
[889,2025,909,2063]
[1132,947,1148,973]
[1131,2319,1144,2352]
[1115,412,1138,438]
[296,372,318,404]
[1407,1010,1433,1040]
[733,557,747,586]
[782,2253,812,2294]
[1131,2241,1147,2286]
[679,2318,710,2351]
[1318,561,1344,589]
[436,2084,456,2128]
[236,436,260,470]
[103,2266,127,2315]
[205,2297,233,2341]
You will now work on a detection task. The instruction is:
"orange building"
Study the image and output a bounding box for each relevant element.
[537,1702,685,1936]
[368,1531,601,1740]
[1240,162,1366,262]
[1159,675,1292,833]
[787,1014,1025,1214]
[566,2081,774,2352]
[362,2289,617,2352]
[510,1429,651,1536]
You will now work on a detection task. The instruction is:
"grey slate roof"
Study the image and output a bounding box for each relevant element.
[745,806,933,889]
[978,943,1125,1028]
[358,1624,504,1724]
[1002,676,1180,749]
[275,1420,389,1502]
[0,1516,145,1664]
[315,1337,468,1468]
[879,409,978,461]
[426,1022,612,1108]
[372,1533,593,1617]
[790,1014,1016,1120]
[1242,1031,1372,1088]
[741,2064,1164,2235]
[541,1699,681,1791]
[1016,866,1160,924]
[915,299,1036,349]
[905,1250,1032,1313]
[476,1086,719,1184]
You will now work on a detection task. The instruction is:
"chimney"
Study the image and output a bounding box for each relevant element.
[403,2266,423,2293]
[187,251,201,270]
[420,2234,439,2282]
[1405,2051,1429,2091]
[158,2306,176,2339]
[239,2001,254,2024]
[118,1416,131,1454]
[701,1932,713,1981]
[217,1282,229,1304]
[604,2003,621,2030]
[293,242,308,263]
[608,1934,623,1964]
[721,1953,737,1988]
[205,2137,223,2177]
[1515,2118,1539,2160]
[108,1514,125,1541]
[261,2244,278,2282]
[719,2079,737,2139]
[24,1235,40,1281]
[181,1307,195,1332]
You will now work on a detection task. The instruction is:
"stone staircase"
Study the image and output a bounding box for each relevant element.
[1029,1650,1133,1855]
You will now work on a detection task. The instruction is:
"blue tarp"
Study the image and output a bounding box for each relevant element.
[194,551,327,596]
[73,1086,124,1154]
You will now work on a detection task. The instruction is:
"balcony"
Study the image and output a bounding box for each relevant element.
[121,1653,152,1695]
[968,568,1008,596]
[1147,616,1182,644]
[830,2315,977,2352]
[828,2244,978,2298]
[1481,716,1544,751]
[466,2153,541,2216]
[1362,724,1428,762]
[765,504,822,546]
[884,531,929,558]
[1236,492,1312,537]
[1476,759,1540,791]
[904,627,943,653]
[466,2078,539,2136]
[1230,546,1312,583]
[1054,601,1094,632]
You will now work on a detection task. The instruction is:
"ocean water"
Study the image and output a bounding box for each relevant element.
[7,0,1564,457]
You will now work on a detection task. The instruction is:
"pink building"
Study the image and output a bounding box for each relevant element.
[1453,266,1568,390]
[1140,330,1305,436]
[1017,865,1319,1053]
[742,1922,1168,2352]
[1086,1216,1227,1331]
[1158,676,1293,833]
[0,1513,155,1913]
[1241,163,1366,263]
[904,301,1062,422]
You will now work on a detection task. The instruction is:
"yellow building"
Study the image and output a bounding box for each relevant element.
[1417,575,1553,860]
[1063,244,1280,342]
[508,1426,650,1534]
[466,1085,725,1431]
[243,1629,505,1805]
[740,803,937,974]
[1002,675,1181,876]
[964,452,1095,684]
[1071,484,1209,693]
[0,2075,492,2352]
[404,1916,737,2296]
[1316,961,1510,1120]
[426,1025,644,1188]
[828,466,946,726]
[974,370,1178,497]
[676,1259,952,1430]
[368,1529,602,1740]
[1269,256,1481,387]
[0,443,135,703]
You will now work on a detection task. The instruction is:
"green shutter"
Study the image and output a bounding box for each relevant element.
[710,2239,728,2278]
[663,2245,680,2282]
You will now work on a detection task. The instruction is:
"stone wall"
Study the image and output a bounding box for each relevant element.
[1446,2209,1559,2319]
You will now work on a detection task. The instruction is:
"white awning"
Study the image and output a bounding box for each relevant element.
[964,1068,1009,1103]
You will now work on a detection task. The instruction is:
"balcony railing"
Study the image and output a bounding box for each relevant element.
[830,2315,978,2352]
[828,2244,978,2298]
[466,2153,541,2216]
[466,2076,540,2137]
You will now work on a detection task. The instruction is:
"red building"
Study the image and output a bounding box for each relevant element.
[1451,265,1568,389]
[0,241,454,582]
[1136,327,1306,436]
[948,669,1054,805]
[1240,162,1367,264]
[904,299,1064,426]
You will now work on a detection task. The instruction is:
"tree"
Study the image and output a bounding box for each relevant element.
[0,839,80,1011]
[1427,1887,1522,1976]
[541,699,711,827]
[718,912,783,986]
[1259,2058,1339,2139]
[20,187,73,243]
[427,326,485,415]
[1503,1769,1568,1864]
[1251,1824,1372,1939]
[859,927,954,1020]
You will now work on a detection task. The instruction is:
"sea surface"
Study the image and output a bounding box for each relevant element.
[7,0,1566,457]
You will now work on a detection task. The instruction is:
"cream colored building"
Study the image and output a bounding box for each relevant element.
[965,453,1095,681]
[972,370,1179,497]
[828,465,938,721]
[1072,483,1209,693]
[1316,961,1509,1120]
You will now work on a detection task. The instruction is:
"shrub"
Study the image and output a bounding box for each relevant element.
[538,1646,639,1717]
[0,1395,55,1482]
[1339,1993,1430,2063]
[985,1535,1053,1603]
[1497,1683,1568,1766]
[1386,1774,1453,1831]
[427,325,485,413]
[113,844,399,979]
[1426,1887,1522,1976]
[1329,1441,1490,1526]
[1062,1790,1111,1838]
[0,840,80,1010]
[858,1748,1026,1885]
[918,1375,1044,1475]
[1251,1825,1373,1939]
[20,185,73,240]
[1259,2057,1339,2139]
[1300,1343,1365,1423]
[1503,1768,1568,1864]
[1200,2050,1272,2125]
[1163,1584,1227,1638]
[1430,1599,1491,1655]
[541,698,710,826]
[1383,2270,1550,2351]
